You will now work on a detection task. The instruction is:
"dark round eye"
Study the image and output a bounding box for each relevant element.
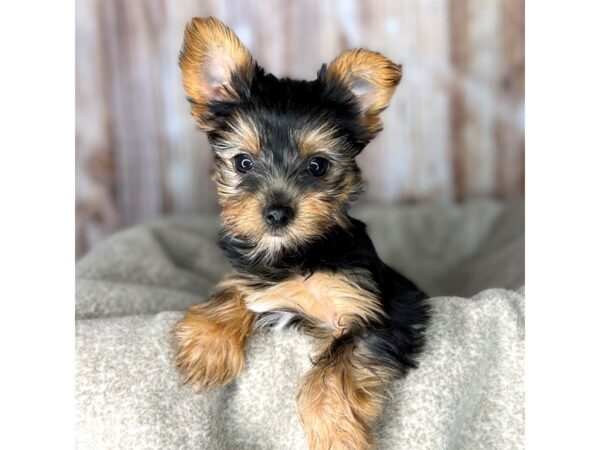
[233,154,254,173]
[307,157,329,177]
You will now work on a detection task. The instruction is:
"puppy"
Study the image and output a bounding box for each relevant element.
[173,17,429,450]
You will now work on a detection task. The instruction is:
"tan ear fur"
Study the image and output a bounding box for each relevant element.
[327,49,402,135]
[179,17,255,130]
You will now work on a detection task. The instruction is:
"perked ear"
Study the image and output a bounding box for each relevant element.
[179,17,255,130]
[325,49,402,139]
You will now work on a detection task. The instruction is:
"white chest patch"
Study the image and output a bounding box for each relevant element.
[254,310,300,331]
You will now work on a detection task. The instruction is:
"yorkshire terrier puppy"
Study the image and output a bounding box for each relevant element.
[173,17,429,450]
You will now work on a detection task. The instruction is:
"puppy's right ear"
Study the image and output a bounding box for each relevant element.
[179,17,255,130]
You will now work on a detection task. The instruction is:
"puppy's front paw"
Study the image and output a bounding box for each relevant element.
[173,305,247,389]
[297,361,380,450]
[298,389,374,450]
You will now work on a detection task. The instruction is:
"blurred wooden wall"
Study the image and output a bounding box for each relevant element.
[76,0,524,258]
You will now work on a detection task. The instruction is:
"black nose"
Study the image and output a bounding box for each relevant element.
[264,205,294,228]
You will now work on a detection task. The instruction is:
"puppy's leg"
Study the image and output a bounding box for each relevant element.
[297,337,393,450]
[173,279,255,389]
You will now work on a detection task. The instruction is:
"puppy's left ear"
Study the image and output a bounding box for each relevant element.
[324,49,402,140]
[179,17,256,130]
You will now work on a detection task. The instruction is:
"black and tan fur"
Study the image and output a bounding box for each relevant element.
[173,17,429,450]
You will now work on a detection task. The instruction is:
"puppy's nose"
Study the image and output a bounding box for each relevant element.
[264,205,294,228]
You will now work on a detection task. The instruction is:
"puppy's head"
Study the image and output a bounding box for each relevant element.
[180,17,401,259]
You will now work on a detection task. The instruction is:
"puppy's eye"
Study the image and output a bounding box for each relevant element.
[233,154,254,173]
[307,157,329,177]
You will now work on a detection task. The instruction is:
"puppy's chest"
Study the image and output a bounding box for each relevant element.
[242,270,382,332]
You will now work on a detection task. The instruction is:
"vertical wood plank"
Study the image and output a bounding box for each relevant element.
[494,0,525,199]
[450,0,500,199]
[76,0,121,258]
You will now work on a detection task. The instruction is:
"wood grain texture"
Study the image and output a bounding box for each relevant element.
[75,0,524,258]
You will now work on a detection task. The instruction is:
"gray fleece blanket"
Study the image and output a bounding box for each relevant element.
[75,201,524,450]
